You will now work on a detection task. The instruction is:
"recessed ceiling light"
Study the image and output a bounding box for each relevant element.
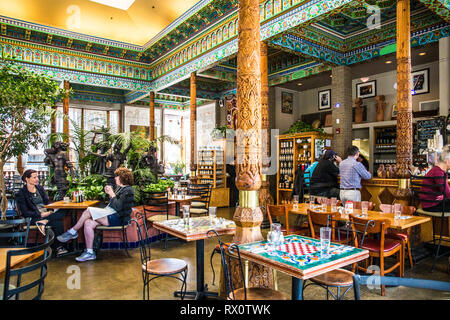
[298,83,302,86]
[330,75,333,78]
[360,77,370,83]
[419,52,426,56]
[385,60,392,64]
[90,0,135,10]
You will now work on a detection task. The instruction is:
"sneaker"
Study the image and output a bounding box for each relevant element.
[57,230,78,243]
[75,250,96,262]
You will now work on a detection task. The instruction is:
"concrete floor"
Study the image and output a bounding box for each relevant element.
[38,207,450,300]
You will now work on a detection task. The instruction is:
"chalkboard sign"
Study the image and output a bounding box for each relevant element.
[417,116,446,154]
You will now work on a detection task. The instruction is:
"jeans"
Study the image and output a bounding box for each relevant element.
[340,190,361,204]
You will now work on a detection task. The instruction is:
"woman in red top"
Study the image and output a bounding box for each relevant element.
[420,147,450,212]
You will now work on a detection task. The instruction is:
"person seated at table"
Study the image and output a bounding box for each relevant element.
[420,145,450,212]
[15,169,68,256]
[310,149,342,199]
[57,167,134,262]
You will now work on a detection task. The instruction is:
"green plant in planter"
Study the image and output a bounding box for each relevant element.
[143,179,175,193]
[284,120,326,138]
[67,174,107,201]
[170,161,186,175]
[211,125,228,140]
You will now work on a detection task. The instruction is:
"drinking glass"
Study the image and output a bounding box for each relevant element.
[209,206,217,226]
[270,223,282,247]
[331,197,337,212]
[344,201,353,215]
[292,195,299,210]
[320,227,332,258]
[321,203,327,212]
[394,203,402,220]
[309,196,315,210]
[182,205,190,227]
[361,201,369,217]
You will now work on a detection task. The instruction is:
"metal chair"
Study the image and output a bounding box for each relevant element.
[142,191,180,250]
[188,183,212,216]
[0,217,31,247]
[132,213,187,300]
[2,228,54,300]
[14,202,49,246]
[207,230,286,300]
[411,174,450,272]
[94,218,131,257]
[353,274,450,300]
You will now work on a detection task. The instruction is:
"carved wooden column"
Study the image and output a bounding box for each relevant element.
[63,80,70,156]
[180,116,184,162]
[259,41,274,228]
[118,107,123,133]
[395,0,413,200]
[190,73,197,179]
[80,108,85,161]
[106,110,110,129]
[233,0,273,289]
[150,91,156,141]
[51,106,57,134]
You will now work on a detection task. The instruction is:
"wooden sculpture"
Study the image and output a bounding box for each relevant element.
[376,95,386,122]
[354,98,364,124]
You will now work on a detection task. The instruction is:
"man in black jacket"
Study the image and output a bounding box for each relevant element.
[310,150,341,199]
[15,169,67,255]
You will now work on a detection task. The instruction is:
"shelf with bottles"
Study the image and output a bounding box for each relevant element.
[196,147,226,189]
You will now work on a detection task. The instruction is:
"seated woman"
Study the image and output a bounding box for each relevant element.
[420,145,450,212]
[57,167,134,262]
[310,149,342,199]
[15,169,68,256]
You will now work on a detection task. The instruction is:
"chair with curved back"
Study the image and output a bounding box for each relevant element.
[350,214,403,296]
[188,183,212,216]
[142,191,180,250]
[379,203,416,274]
[0,217,31,247]
[352,201,375,211]
[353,274,450,300]
[94,218,131,257]
[411,174,450,272]
[2,228,54,300]
[207,230,287,300]
[267,204,308,236]
[131,213,187,300]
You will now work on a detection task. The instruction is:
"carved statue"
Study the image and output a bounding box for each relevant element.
[104,141,131,185]
[354,98,364,124]
[376,95,385,122]
[89,127,112,176]
[140,145,164,175]
[377,164,386,178]
[44,141,74,200]
[385,164,391,178]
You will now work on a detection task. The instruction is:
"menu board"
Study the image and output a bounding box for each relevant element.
[416,116,446,154]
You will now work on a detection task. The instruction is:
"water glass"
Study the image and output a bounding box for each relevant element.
[209,206,217,225]
[182,205,190,227]
[309,196,315,210]
[320,227,332,258]
[321,203,327,212]
[292,195,299,210]
[331,197,337,212]
[361,201,369,217]
[344,201,353,215]
[394,203,402,220]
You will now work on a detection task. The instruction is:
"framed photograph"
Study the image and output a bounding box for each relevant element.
[411,68,429,95]
[391,104,398,119]
[356,80,376,99]
[318,89,331,110]
[281,92,293,114]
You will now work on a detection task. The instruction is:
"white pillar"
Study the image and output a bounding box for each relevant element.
[439,37,450,117]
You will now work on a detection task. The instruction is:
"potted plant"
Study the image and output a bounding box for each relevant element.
[0,59,65,219]
[211,125,228,140]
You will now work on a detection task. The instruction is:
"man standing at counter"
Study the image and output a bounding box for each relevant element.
[339,146,372,203]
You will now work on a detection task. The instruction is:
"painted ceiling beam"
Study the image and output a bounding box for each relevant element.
[417,0,450,22]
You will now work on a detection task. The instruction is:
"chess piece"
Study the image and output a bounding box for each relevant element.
[354,98,364,124]
[377,164,386,178]
[376,95,385,122]
[385,164,391,178]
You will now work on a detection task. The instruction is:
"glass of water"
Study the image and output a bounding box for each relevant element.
[361,201,369,217]
[320,227,332,258]
[292,195,299,210]
[394,203,402,220]
[331,197,337,212]
[344,201,354,215]
[182,205,190,227]
[209,206,217,225]
[309,196,315,210]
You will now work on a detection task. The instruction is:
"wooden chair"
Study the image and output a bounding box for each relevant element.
[411,174,450,272]
[2,228,54,300]
[302,209,355,300]
[132,213,187,300]
[267,204,308,236]
[349,214,403,296]
[352,201,375,211]
[188,183,212,216]
[208,230,286,300]
[379,204,416,274]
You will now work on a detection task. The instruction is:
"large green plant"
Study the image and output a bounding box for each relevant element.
[67,174,107,201]
[0,59,65,219]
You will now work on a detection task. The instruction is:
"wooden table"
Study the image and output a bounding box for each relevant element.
[288,203,431,231]
[167,195,201,217]
[238,235,369,300]
[153,216,236,300]
[0,248,43,278]
[44,200,101,254]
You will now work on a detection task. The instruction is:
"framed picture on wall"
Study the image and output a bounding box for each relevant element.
[281,92,293,114]
[318,89,331,110]
[411,68,429,95]
[356,80,376,99]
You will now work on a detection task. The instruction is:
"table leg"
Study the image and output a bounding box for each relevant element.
[292,277,304,300]
[176,202,180,217]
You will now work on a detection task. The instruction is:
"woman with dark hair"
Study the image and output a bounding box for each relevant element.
[57,167,134,262]
[15,169,68,255]
[310,149,342,199]
[357,154,370,171]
